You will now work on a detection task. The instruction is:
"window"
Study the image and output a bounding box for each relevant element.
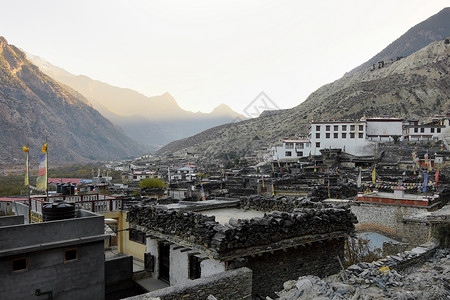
[326,133,330,138]
[437,128,441,133]
[358,125,364,131]
[420,128,424,133]
[350,125,355,131]
[342,133,347,138]
[316,142,320,148]
[189,255,201,280]
[359,133,364,138]
[414,128,418,133]
[285,143,293,149]
[342,125,347,131]
[296,151,303,157]
[334,125,338,131]
[315,125,321,131]
[64,248,78,262]
[129,228,146,244]
[297,143,304,149]
[334,133,338,138]
[12,257,28,272]
[326,125,330,131]
[285,151,292,157]
[316,133,320,138]
[431,128,434,133]
[350,133,355,138]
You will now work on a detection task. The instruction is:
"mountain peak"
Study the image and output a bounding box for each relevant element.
[0,36,8,48]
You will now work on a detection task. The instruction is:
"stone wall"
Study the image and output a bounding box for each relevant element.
[247,238,345,298]
[127,203,356,256]
[126,267,252,300]
[350,202,429,244]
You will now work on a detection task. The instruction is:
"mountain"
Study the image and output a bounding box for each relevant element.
[26,55,246,150]
[346,7,450,76]
[0,37,145,163]
[156,37,450,159]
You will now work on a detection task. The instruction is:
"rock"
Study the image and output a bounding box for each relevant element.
[295,278,313,292]
[283,280,296,291]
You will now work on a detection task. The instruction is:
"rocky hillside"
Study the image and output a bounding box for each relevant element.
[346,7,450,76]
[157,38,450,159]
[26,55,246,150]
[0,37,145,163]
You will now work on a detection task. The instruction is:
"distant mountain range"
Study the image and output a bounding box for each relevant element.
[156,13,450,159]
[27,55,246,150]
[346,7,450,76]
[0,37,145,163]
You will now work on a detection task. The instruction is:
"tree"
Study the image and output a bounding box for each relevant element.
[139,178,167,189]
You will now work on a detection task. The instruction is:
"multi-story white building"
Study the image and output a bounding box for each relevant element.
[271,139,311,161]
[272,116,411,160]
[403,115,450,141]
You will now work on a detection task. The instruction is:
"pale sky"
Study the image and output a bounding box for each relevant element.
[0,0,447,115]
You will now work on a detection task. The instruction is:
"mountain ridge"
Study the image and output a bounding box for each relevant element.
[0,37,145,163]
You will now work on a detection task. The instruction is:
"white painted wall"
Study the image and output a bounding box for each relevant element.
[169,247,190,285]
[146,238,159,279]
[200,259,226,277]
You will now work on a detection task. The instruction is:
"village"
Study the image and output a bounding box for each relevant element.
[1,113,449,300]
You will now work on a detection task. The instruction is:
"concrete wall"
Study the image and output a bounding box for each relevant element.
[0,242,105,300]
[351,203,429,245]
[170,247,189,285]
[247,238,345,298]
[0,201,13,216]
[125,267,252,300]
[0,215,24,227]
[0,213,104,250]
[201,258,226,278]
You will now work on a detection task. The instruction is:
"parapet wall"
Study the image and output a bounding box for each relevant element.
[127,198,357,256]
[126,267,252,300]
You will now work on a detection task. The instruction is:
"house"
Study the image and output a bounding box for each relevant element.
[0,209,107,299]
[127,197,356,298]
[271,139,311,160]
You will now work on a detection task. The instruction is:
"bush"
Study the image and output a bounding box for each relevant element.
[139,178,167,189]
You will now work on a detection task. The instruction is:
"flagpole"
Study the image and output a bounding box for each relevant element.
[46,139,48,200]
[27,149,31,223]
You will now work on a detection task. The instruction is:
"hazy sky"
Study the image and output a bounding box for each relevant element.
[0,1,447,115]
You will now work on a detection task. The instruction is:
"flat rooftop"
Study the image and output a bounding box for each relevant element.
[200,208,265,225]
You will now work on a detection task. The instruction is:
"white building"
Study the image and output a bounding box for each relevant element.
[271,139,311,161]
[403,115,450,141]
[272,116,410,160]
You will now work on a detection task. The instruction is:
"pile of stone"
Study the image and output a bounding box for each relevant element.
[239,195,330,212]
[275,243,450,299]
[127,204,357,252]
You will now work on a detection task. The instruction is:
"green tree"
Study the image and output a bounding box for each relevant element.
[139,178,167,189]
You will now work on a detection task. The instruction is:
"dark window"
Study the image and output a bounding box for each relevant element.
[414,128,418,133]
[129,228,146,244]
[437,128,441,133]
[285,151,292,157]
[326,125,330,131]
[65,248,78,262]
[326,133,330,138]
[342,125,347,131]
[297,143,304,149]
[350,125,355,131]
[316,142,320,148]
[359,125,364,131]
[431,128,434,133]
[285,143,293,149]
[420,128,424,133]
[189,255,201,280]
[350,133,355,138]
[334,133,338,138]
[342,133,347,138]
[334,125,338,131]
[358,133,364,138]
[315,125,320,131]
[297,151,303,157]
[316,133,320,138]
[12,258,27,272]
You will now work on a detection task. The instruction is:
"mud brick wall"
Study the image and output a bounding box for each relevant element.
[248,238,345,298]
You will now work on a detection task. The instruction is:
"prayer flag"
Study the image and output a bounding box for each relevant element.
[357,169,362,188]
[435,168,440,186]
[372,166,376,184]
[422,172,428,193]
[23,146,29,186]
[36,153,47,191]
